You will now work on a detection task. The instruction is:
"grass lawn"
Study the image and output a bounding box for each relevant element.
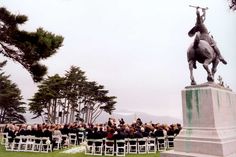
[0,145,160,157]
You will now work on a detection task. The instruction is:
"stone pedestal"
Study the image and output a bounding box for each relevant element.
[161,83,236,157]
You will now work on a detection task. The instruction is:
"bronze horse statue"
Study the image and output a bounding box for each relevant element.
[187,32,219,85]
[187,7,226,85]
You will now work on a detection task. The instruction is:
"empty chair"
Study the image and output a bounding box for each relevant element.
[68,133,77,145]
[128,138,137,154]
[105,139,115,156]
[116,139,126,156]
[138,138,147,154]
[147,137,156,153]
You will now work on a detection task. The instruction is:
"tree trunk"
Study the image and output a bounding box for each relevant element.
[70,107,74,123]
[47,102,50,123]
[65,101,70,124]
[78,102,81,121]
[91,103,101,123]
[92,109,102,123]
[52,99,57,123]
[89,110,93,124]
[57,101,60,124]
[47,101,53,124]
[0,109,6,123]
[0,108,3,123]
[61,98,67,124]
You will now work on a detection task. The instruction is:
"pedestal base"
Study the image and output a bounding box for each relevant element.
[161,84,236,157]
[161,150,236,157]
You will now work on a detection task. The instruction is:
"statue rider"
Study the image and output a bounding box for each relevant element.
[188,7,227,65]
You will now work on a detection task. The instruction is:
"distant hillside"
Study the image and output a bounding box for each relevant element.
[96,109,182,125]
[25,109,182,125]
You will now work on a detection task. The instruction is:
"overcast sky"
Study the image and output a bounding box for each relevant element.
[1,0,236,121]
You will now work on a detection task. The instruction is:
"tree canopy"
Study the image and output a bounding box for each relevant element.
[229,0,236,10]
[29,66,116,124]
[0,7,64,82]
[0,61,26,123]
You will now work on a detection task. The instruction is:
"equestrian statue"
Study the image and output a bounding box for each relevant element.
[187,5,227,85]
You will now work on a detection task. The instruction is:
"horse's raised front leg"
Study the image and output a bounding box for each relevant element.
[212,59,219,78]
[189,60,196,85]
[203,59,213,82]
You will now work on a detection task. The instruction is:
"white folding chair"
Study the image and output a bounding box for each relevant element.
[32,137,42,152]
[147,137,156,153]
[0,132,8,145]
[18,136,28,151]
[61,134,69,148]
[78,132,84,144]
[138,138,147,154]
[94,139,103,155]
[105,139,115,156]
[52,135,62,150]
[85,139,94,155]
[116,139,126,156]
[124,138,129,153]
[68,133,77,145]
[128,138,137,154]
[5,134,15,151]
[157,136,167,151]
[11,136,21,151]
[1,133,11,150]
[25,136,36,152]
[167,135,175,149]
[40,137,52,153]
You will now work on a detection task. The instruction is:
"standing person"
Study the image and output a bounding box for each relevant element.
[119,118,125,126]
[108,118,113,127]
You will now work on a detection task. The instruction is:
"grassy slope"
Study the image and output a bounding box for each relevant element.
[0,145,160,157]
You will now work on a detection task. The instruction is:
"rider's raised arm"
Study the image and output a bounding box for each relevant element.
[196,8,202,24]
[196,8,206,24]
[201,9,206,22]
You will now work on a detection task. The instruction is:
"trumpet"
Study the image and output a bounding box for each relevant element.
[189,5,208,10]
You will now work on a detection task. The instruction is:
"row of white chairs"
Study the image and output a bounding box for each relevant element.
[3,134,52,153]
[0,133,8,146]
[61,132,85,146]
[0,131,85,151]
[85,136,175,156]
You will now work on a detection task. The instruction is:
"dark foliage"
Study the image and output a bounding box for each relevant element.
[0,7,64,82]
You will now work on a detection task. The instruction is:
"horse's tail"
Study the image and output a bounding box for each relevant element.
[193,32,200,49]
